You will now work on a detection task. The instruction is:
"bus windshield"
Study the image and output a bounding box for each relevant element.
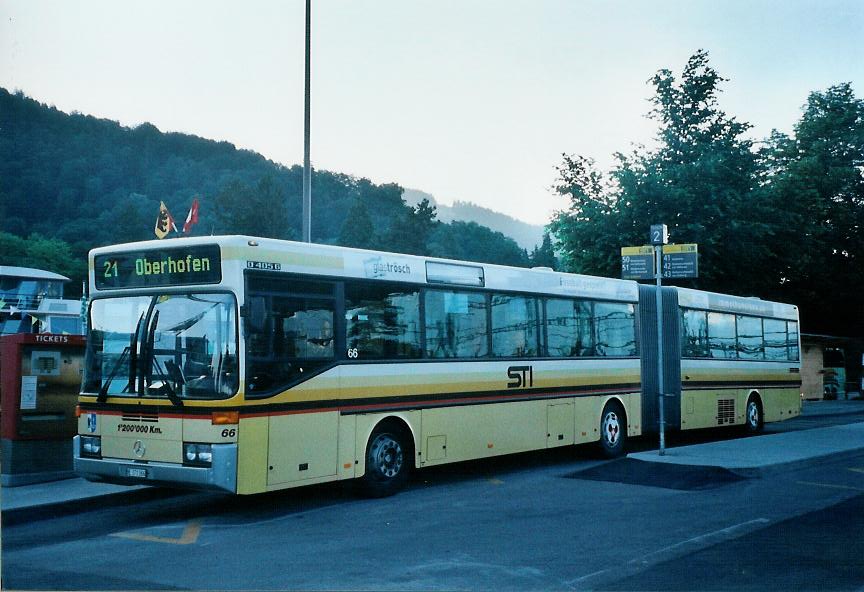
[83,293,238,401]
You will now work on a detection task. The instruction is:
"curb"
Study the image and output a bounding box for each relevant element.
[1,470,76,488]
[1,487,190,526]
[629,443,864,480]
[726,446,864,479]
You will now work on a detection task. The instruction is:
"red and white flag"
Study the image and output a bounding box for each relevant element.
[183,198,200,234]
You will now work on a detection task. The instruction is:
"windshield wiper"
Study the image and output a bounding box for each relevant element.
[97,346,130,403]
[96,311,147,402]
[151,357,184,407]
[164,302,218,334]
[125,311,146,395]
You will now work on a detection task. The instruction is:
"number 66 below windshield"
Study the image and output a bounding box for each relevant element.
[83,293,238,401]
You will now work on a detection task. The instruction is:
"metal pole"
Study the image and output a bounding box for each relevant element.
[302,0,312,243]
[80,281,88,334]
[655,244,666,456]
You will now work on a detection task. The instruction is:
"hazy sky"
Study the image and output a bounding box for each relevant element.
[2,1,862,225]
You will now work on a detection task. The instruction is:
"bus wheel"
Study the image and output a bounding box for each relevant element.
[745,396,764,434]
[360,423,411,497]
[600,402,627,458]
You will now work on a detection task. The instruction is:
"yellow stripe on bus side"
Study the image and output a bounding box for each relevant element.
[221,246,344,269]
[268,363,641,405]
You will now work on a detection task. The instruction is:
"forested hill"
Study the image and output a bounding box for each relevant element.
[0,89,553,295]
[402,189,545,250]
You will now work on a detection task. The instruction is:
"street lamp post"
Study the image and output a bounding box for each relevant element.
[302,0,312,243]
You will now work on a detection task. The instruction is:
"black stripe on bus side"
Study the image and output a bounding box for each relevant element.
[79,382,643,418]
[336,385,640,416]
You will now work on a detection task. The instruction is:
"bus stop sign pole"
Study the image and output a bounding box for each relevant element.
[623,228,698,456]
[650,224,668,456]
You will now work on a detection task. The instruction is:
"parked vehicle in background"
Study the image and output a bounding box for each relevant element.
[0,266,84,336]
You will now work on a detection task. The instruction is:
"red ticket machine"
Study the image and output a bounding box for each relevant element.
[0,333,85,486]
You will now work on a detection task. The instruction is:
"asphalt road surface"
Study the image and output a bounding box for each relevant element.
[3,410,863,591]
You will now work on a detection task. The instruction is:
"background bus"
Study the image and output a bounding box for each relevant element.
[74,236,802,496]
[0,266,84,336]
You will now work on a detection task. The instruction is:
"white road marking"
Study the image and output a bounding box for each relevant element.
[797,480,864,492]
[567,518,770,589]
[628,518,770,565]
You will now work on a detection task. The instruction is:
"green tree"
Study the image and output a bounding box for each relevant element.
[109,196,153,243]
[338,197,376,249]
[551,50,772,295]
[530,232,557,270]
[428,221,530,267]
[548,153,616,273]
[0,232,87,296]
[760,83,864,334]
[214,176,291,239]
[0,232,27,264]
[386,197,438,255]
[23,234,87,286]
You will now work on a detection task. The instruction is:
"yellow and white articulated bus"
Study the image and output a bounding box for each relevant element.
[74,236,802,496]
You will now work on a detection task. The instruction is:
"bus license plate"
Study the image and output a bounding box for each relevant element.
[124,467,148,479]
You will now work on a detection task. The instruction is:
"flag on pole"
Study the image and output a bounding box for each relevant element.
[183,198,200,234]
[155,201,178,239]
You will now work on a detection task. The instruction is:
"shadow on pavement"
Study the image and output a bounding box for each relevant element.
[567,458,748,491]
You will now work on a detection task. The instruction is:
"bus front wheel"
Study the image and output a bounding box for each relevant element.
[600,402,627,458]
[360,423,411,497]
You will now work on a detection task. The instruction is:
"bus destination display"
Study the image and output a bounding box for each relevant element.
[95,245,222,289]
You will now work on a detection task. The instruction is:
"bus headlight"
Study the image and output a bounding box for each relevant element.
[183,443,212,467]
[81,436,102,458]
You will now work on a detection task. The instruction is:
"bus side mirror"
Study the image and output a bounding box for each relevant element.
[246,296,267,333]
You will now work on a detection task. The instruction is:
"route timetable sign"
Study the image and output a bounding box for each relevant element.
[661,243,698,279]
[621,243,699,280]
[620,246,655,280]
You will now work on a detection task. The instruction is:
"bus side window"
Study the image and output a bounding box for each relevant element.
[545,298,594,357]
[425,290,489,359]
[707,312,736,359]
[594,302,636,357]
[491,294,539,358]
[787,321,800,361]
[245,295,272,359]
[247,296,267,332]
[736,315,765,360]
[681,308,708,358]
[245,288,335,396]
[763,318,788,361]
[345,282,421,359]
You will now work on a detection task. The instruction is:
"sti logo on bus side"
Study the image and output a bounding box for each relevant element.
[507,365,533,389]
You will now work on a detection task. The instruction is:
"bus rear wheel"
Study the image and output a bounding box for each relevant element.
[744,395,764,434]
[600,402,627,458]
[360,423,411,497]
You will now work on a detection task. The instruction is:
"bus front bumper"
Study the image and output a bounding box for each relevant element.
[73,436,237,494]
